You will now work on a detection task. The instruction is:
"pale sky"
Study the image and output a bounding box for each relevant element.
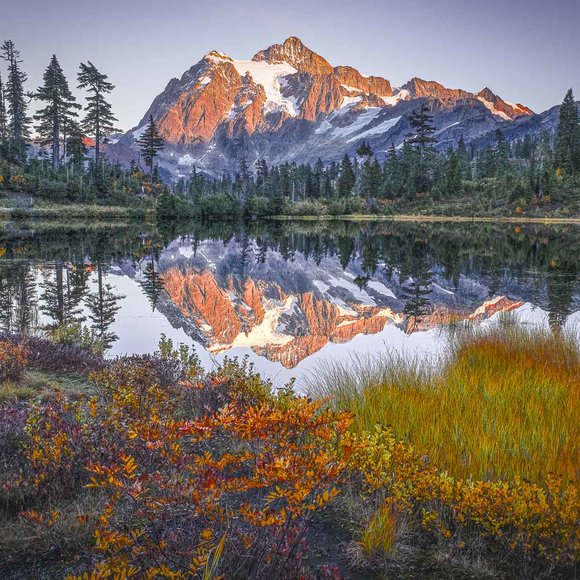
[2,0,578,131]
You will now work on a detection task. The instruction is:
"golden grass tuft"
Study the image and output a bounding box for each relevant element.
[359,504,401,559]
[308,323,580,483]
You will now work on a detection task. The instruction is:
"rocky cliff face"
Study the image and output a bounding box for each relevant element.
[113,36,535,177]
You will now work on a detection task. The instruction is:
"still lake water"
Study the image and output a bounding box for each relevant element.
[1,219,579,388]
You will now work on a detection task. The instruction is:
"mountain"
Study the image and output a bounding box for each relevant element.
[112,36,536,178]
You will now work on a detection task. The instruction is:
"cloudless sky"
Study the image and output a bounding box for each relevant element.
[2,0,578,131]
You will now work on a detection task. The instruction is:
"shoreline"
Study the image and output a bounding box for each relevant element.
[2,204,580,225]
[269,213,580,224]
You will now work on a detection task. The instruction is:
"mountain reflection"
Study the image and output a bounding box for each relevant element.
[0,220,578,369]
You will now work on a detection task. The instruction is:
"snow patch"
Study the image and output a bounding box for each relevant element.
[232,60,298,116]
[211,297,297,352]
[366,280,397,299]
[477,97,510,121]
[132,125,147,140]
[346,115,401,143]
[178,154,196,167]
[381,89,410,106]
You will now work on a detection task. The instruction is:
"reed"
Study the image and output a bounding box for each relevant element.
[308,322,580,483]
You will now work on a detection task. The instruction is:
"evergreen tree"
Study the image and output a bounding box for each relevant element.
[356,140,373,158]
[0,73,7,148]
[77,61,118,170]
[457,136,470,179]
[407,102,437,153]
[359,157,382,201]
[313,158,324,198]
[255,158,269,196]
[444,148,461,195]
[0,40,30,161]
[494,129,509,177]
[554,88,580,175]
[137,115,165,182]
[381,143,402,198]
[66,121,88,174]
[407,102,437,191]
[34,55,80,170]
[337,154,355,197]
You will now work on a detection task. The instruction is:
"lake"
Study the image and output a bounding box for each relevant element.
[1,219,578,389]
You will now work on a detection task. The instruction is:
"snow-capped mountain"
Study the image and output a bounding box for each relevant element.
[113,37,534,177]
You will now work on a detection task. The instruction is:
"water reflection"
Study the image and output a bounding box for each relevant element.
[0,219,578,382]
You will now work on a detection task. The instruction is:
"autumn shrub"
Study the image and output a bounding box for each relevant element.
[21,334,105,376]
[0,403,31,515]
[0,340,29,384]
[47,323,106,356]
[13,350,351,578]
[345,427,579,573]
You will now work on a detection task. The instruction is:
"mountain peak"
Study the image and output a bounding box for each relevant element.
[252,36,333,75]
[204,50,233,62]
[478,87,498,102]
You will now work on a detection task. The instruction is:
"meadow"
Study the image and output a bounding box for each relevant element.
[0,322,578,578]
[308,321,579,483]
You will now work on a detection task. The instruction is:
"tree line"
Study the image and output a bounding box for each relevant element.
[172,91,580,218]
[0,38,578,217]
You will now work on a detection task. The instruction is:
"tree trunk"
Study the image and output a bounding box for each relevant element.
[52,114,59,171]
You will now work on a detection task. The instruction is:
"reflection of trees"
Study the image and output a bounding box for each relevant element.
[1,220,578,339]
[15,267,37,335]
[87,261,124,350]
[0,264,38,335]
[141,250,165,312]
[402,269,433,325]
[337,236,355,270]
[0,265,15,332]
[40,260,90,327]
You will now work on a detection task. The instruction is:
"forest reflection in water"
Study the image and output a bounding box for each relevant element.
[0,218,578,384]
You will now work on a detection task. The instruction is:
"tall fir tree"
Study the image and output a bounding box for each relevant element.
[494,129,509,177]
[407,102,437,191]
[137,115,165,182]
[337,153,355,197]
[457,135,470,179]
[554,88,580,175]
[0,40,30,162]
[34,55,80,170]
[444,148,461,195]
[0,73,7,148]
[66,121,88,175]
[77,61,118,170]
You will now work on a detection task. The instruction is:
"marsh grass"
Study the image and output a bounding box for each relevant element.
[308,322,580,483]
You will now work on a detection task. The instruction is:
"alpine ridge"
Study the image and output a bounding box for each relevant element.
[113,36,536,178]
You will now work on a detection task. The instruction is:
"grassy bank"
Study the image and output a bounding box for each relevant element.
[308,323,579,483]
[270,213,580,224]
[0,327,578,578]
[0,202,154,221]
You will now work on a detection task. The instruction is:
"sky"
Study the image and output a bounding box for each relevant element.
[1,0,579,132]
